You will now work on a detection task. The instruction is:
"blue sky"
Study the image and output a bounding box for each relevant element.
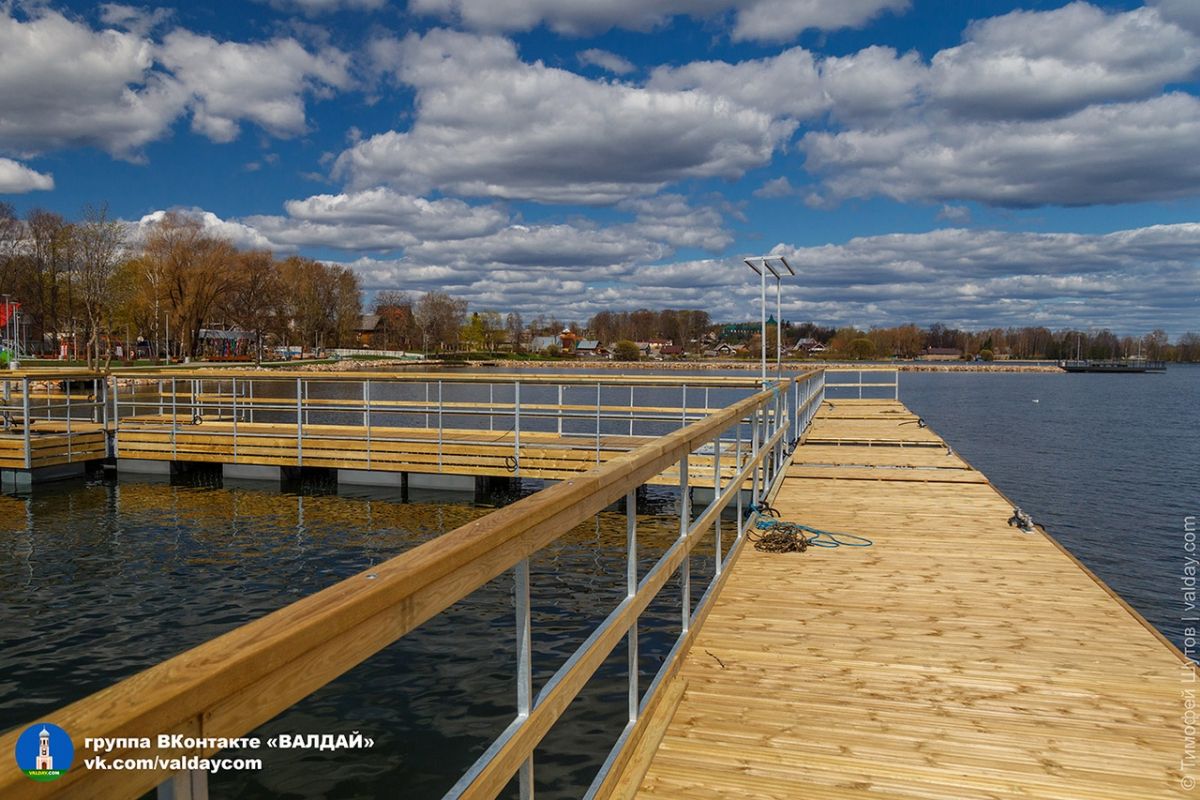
[1,0,1198,334]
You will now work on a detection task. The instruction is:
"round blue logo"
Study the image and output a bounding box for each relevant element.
[14,723,74,782]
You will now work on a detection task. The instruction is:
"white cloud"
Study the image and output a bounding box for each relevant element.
[241,188,509,250]
[133,209,277,251]
[158,30,352,142]
[618,194,732,251]
[802,93,1200,207]
[409,0,908,42]
[0,8,185,158]
[0,158,54,193]
[0,8,355,158]
[618,223,1200,333]
[263,0,386,14]
[929,2,1200,120]
[753,176,796,198]
[98,4,173,36]
[648,47,826,119]
[577,48,635,75]
[1149,0,1200,38]
[338,30,790,203]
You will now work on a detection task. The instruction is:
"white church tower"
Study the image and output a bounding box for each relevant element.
[36,726,53,770]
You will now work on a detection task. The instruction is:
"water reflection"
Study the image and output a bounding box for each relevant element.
[0,476,708,799]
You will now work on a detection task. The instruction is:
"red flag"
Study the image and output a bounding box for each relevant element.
[0,300,17,328]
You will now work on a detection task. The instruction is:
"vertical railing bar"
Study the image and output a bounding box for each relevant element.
[21,377,31,469]
[557,384,563,437]
[365,379,372,471]
[490,383,495,432]
[595,384,601,464]
[713,433,722,573]
[515,557,534,800]
[232,378,238,462]
[629,385,634,437]
[736,421,743,539]
[679,452,690,633]
[514,381,521,477]
[626,488,638,724]
[437,380,443,472]
[65,379,72,460]
[295,377,303,466]
[171,377,178,460]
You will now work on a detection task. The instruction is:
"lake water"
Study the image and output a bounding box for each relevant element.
[1,365,1197,797]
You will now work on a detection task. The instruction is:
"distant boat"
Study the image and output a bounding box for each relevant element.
[1058,358,1167,373]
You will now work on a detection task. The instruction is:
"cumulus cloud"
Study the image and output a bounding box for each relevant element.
[241,188,509,250]
[618,194,733,251]
[409,0,908,41]
[98,4,173,36]
[133,209,277,251]
[0,158,54,193]
[648,47,827,119]
[0,8,355,159]
[929,2,1200,120]
[0,8,186,158]
[802,93,1200,207]
[158,30,352,142]
[577,48,635,75]
[338,30,790,203]
[753,177,797,198]
[620,224,1200,333]
[262,0,386,15]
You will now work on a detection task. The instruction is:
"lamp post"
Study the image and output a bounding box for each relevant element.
[743,256,794,386]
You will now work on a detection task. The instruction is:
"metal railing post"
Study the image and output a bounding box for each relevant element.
[713,434,722,573]
[437,380,443,472]
[736,422,744,539]
[515,557,534,800]
[626,489,638,724]
[557,384,563,437]
[365,379,372,470]
[750,410,760,508]
[295,377,303,466]
[679,453,690,633]
[231,378,238,462]
[21,377,31,469]
[513,381,521,476]
[171,377,178,460]
[595,384,601,464]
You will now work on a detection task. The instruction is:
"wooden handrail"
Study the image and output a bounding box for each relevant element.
[0,374,809,800]
[111,370,771,387]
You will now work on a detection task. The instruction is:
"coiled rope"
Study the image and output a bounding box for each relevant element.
[748,517,874,552]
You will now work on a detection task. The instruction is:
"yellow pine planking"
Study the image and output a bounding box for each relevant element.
[623,399,1192,799]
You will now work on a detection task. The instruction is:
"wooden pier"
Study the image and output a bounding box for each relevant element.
[1,373,1190,800]
[613,398,1193,799]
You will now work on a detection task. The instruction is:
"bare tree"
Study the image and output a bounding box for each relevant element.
[415,291,467,352]
[75,204,127,367]
[505,311,524,351]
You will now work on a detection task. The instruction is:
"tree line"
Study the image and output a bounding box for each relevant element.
[1,204,362,365]
[3,204,1196,363]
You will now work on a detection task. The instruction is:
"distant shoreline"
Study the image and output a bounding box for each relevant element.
[303,358,1063,373]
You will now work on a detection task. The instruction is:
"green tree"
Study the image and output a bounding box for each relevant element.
[847,338,875,359]
[613,339,641,361]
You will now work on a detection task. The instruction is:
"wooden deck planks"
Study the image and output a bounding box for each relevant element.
[628,400,1191,799]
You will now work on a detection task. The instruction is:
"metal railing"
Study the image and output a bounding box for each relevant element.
[0,372,109,469]
[0,370,825,800]
[110,372,770,476]
[822,367,899,400]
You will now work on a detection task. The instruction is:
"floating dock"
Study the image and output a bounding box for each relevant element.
[617,398,1192,799]
[2,373,1189,799]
